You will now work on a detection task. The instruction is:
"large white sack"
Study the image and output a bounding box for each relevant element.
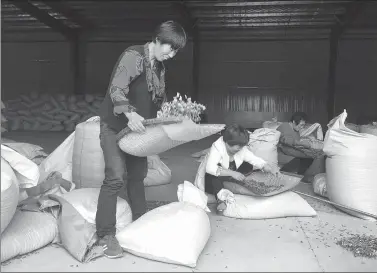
[117,181,211,268]
[1,158,19,234]
[323,110,377,221]
[248,128,280,166]
[62,188,132,232]
[1,210,58,263]
[38,132,75,183]
[1,144,39,189]
[72,120,172,188]
[218,189,317,219]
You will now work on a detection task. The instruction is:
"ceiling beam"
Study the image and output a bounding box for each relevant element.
[39,0,95,29]
[186,1,351,7]
[193,10,345,18]
[199,22,333,28]
[11,0,75,39]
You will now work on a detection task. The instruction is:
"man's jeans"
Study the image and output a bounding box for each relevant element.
[205,162,254,200]
[96,122,148,238]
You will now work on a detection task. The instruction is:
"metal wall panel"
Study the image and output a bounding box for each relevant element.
[197,40,330,126]
[334,39,377,123]
[1,42,72,100]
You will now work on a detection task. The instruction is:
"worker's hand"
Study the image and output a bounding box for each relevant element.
[125,112,145,133]
[262,163,280,176]
[231,171,246,182]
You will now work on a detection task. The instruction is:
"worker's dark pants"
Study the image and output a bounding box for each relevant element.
[96,122,147,238]
[205,162,254,200]
[279,146,326,181]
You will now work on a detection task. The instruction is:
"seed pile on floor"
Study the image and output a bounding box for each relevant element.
[336,234,377,259]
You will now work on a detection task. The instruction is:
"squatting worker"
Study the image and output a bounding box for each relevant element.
[96,21,187,259]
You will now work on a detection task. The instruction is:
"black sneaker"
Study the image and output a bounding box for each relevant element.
[98,235,123,259]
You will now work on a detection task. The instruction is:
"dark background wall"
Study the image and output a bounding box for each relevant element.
[2,33,377,127]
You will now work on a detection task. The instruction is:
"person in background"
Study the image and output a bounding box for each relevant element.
[96,21,187,258]
[277,112,325,183]
[205,124,280,212]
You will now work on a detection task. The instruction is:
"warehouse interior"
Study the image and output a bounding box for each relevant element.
[1,0,377,272]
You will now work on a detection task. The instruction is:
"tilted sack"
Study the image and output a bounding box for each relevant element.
[323,110,377,221]
[72,120,172,188]
[117,118,225,157]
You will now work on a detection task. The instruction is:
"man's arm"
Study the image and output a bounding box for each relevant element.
[109,50,144,115]
[243,149,267,170]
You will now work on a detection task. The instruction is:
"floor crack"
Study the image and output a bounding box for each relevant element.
[297,218,325,272]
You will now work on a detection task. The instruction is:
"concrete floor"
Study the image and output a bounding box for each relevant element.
[1,131,377,272]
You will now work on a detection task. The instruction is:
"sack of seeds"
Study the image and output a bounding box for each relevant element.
[218,189,317,220]
[324,110,377,221]
[223,171,302,197]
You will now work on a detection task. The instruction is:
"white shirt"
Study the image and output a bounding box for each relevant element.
[205,137,267,176]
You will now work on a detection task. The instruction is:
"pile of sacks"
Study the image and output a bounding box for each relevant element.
[1,115,225,266]
[0,128,173,264]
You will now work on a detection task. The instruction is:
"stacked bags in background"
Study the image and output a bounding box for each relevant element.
[323,110,377,221]
[2,92,103,132]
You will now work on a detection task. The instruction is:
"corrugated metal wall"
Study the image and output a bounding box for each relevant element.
[198,40,329,127]
[334,39,377,123]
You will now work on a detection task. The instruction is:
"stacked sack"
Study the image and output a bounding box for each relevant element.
[72,118,172,188]
[1,145,59,263]
[323,110,377,221]
[2,92,104,132]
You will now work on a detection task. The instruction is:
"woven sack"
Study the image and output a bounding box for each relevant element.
[1,210,58,263]
[117,118,225,157]
[219,190,317,220]
[248,128,280,166]
[223,171,302,197]
[1,158,19,234]
[324,110,377,221]
[72,120,172,188]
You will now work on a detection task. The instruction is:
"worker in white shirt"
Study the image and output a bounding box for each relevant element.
[205,124,280,212]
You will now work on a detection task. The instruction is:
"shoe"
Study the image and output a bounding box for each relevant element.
[216,201,227,212]
[98,235,123,259]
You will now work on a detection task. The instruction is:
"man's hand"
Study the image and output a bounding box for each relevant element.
[262,163,280,176]
[231,171,246,182]
[125,112,145,133]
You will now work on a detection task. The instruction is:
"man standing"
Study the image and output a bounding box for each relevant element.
[96,21,187,258]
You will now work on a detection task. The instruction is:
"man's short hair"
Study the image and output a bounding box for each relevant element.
[222,124,250,147]
[153,21,186,50]
[290,112,308,124]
